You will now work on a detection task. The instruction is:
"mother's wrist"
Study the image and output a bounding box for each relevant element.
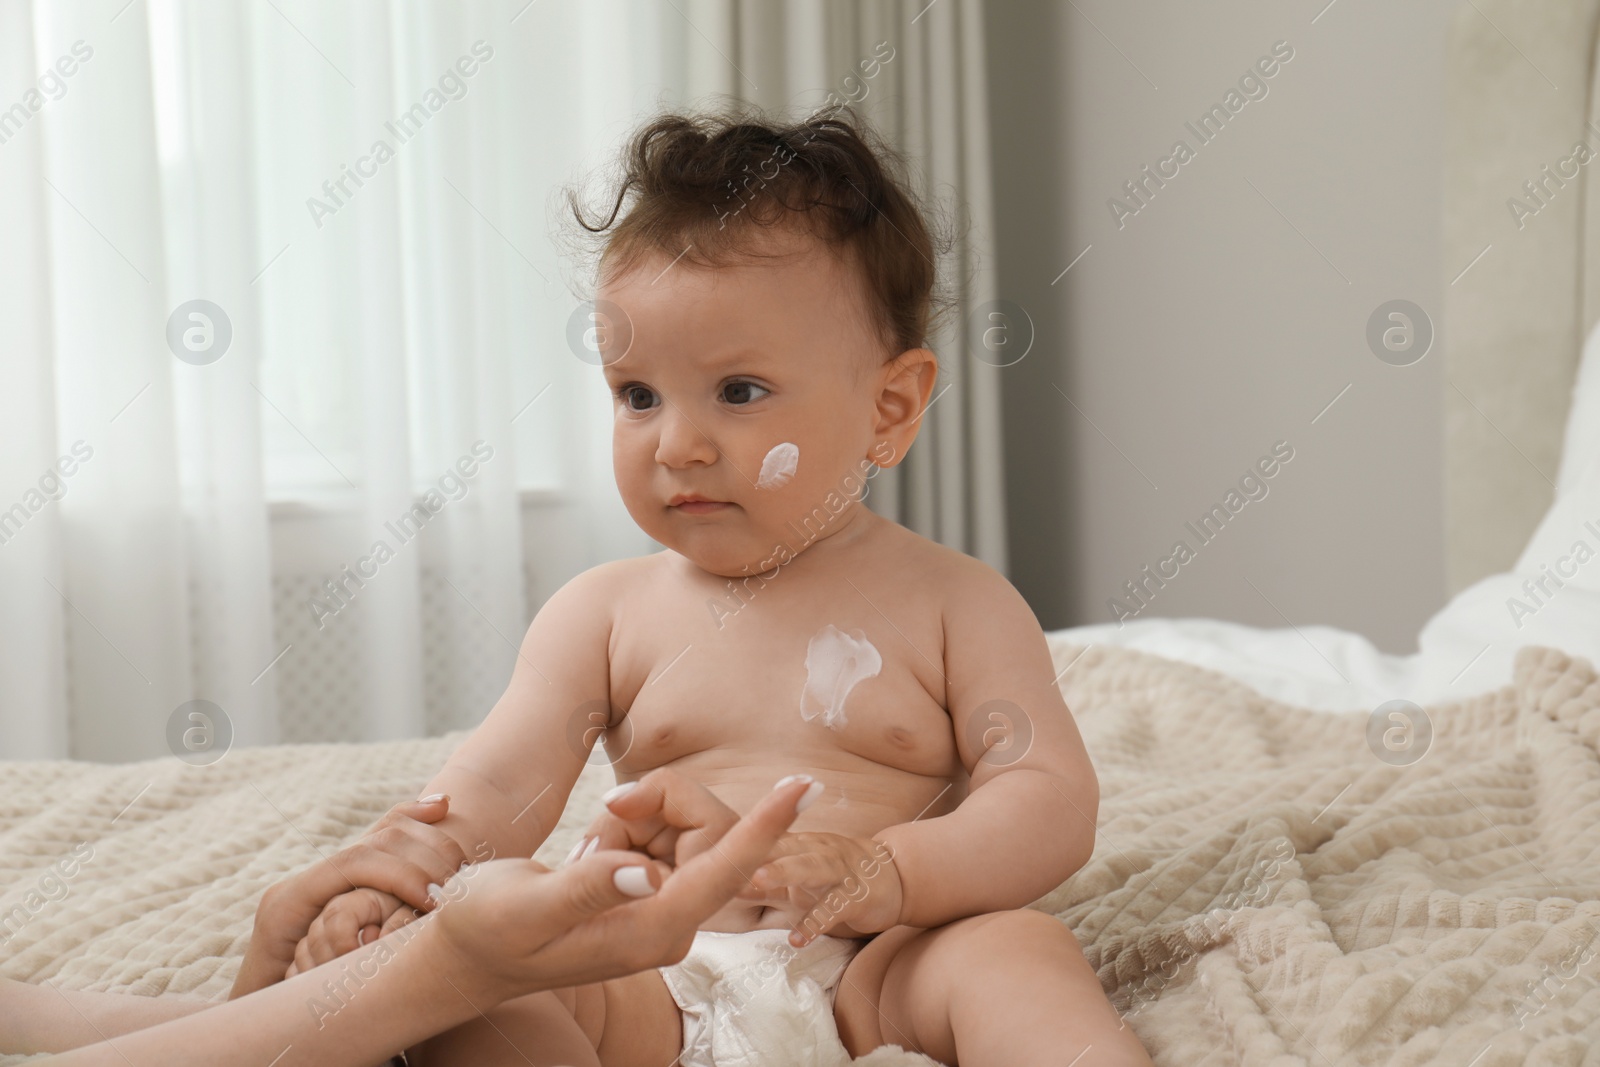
[269,920,505,1060]
[407,914,514,1010]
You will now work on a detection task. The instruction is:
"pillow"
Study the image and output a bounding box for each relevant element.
[1511,315,1600,580]
[1555,316,1600,498]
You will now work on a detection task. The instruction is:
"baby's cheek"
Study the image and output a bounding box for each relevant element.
[754,441,800,489]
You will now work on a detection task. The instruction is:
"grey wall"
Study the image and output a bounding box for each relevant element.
[985,0,1460,653]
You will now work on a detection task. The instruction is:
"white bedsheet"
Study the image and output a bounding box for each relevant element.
[1050,327,1600,713]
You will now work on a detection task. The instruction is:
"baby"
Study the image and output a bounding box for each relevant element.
[289,105,1152,1067]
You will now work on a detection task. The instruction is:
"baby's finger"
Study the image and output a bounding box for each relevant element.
[744,831,818,863]
[316,906,368,960]
[752,852,840,892]
[734,885,792,902]
[292,934,319,976]
[310,888,402,947]
[585,812,679,864]
[301,923,340,969]
[609,769,741,847]
[588,784,681,857]
[380,904,422,939]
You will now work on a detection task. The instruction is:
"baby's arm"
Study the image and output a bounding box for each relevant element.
[742,562,1099,942]
[407,560,623,862]
[873,560,1099,929]
[292,562,623,960]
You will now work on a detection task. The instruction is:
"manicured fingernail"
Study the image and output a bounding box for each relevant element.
[773,773,815,790]
[581,837,601,859]
[358,928,369,946]
[561,836,590,867]
[458,860,470,871]
[426,882,444,904]
[601,781,639,804]
[418,793,448,803]
[613,866,656,897]
[796,780,825,812]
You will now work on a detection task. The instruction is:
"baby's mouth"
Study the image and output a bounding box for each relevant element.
[668,495,734,514]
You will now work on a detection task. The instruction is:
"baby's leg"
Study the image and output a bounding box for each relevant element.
[0,976,211,1055]
[834,910,1154,1067]
[405,966,680,1067]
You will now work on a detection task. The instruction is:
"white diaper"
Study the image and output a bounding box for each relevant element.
[657,927,864,1067]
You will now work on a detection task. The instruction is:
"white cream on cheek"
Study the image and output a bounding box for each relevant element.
[800,623,882,730]
[756,442,799,489]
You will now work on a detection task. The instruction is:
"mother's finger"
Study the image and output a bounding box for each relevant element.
[318,842,451,916]
[369,810,470,879]
[359,824,470,905]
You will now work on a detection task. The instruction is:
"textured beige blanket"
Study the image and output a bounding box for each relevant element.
[3,641,1598,1065]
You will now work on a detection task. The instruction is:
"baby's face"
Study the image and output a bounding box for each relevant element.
[597,225,889,577]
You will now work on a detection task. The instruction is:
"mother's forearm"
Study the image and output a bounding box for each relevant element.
[0,978,210,1056]
[40,921,496,1067]
[872,768,1096,929]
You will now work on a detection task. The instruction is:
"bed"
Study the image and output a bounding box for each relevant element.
[7,3,1600,1064]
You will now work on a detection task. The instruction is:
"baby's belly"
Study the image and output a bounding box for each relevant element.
[648,751,964,934]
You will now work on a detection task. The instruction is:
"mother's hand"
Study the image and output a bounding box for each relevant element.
[425,772,820,1002]
[229,794,457,1000]
[36,779,818,1067]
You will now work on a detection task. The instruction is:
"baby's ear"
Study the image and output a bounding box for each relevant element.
[871,347,939,465]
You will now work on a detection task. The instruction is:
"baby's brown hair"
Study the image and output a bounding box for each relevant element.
[564,99,956,365]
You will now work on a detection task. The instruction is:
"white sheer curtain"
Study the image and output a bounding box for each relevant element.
[0,0,1000,762]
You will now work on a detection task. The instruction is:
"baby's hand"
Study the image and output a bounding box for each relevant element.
[232,794,458,998]
[281,794,472,977]
[738,831,904,946]
[284,887,418,978]
[575,769,744,870]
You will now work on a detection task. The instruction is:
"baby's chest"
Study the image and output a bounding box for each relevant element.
[606,610,959,777]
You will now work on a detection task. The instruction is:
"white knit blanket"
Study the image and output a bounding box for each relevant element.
[3,640,1598,1065]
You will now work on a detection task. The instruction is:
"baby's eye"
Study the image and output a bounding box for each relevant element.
[721,380,770,406]
[615,384,658,412]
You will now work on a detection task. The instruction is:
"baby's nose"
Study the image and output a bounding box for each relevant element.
[653,402,720,468]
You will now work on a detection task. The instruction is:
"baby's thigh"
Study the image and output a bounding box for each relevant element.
[408,968,680,1067]
[832,923,936,1059]
[834,910,1125,1066]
